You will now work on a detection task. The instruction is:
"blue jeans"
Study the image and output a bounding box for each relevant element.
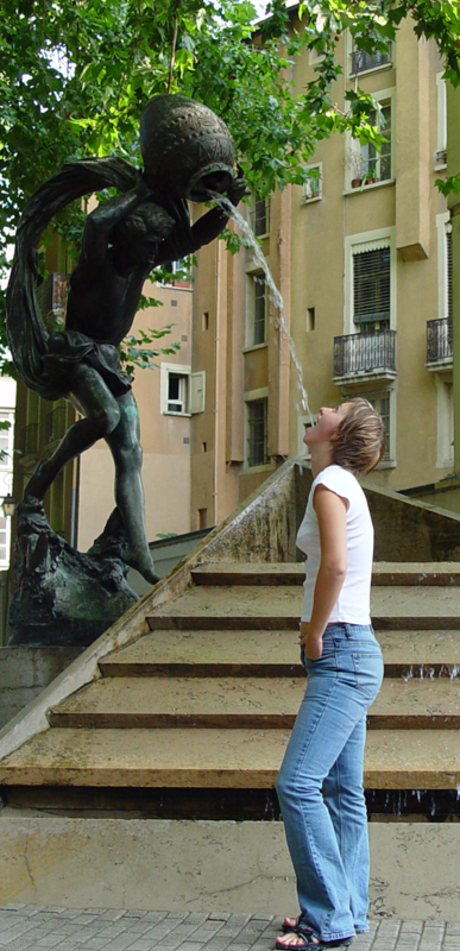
[276,623,383,943]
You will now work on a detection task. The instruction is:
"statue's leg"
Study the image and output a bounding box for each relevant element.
[25,366,121,501]
[104,390,158,585]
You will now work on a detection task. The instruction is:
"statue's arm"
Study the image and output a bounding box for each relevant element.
[189,168,248,250]
[78,179,151,265]
[155,169,247,264]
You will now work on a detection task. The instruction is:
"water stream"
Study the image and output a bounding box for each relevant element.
[212,195,314,426]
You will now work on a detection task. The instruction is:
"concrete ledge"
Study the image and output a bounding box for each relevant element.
[0,816,459,919]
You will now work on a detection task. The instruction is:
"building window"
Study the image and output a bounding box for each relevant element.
[353,246,391,331]
[250,196,270,237]
[436,73,447,167]
[0,410,14,567]
[350,45,391,76]
[437,213,453,323]
[160,364,205,415]
[360,101,391,184]
[302,164,322,203]
[167,372,187,413]
[247,398,269,467]
[247,272,267,347]
[436,377,454,468]
[346,91,393,188]
[345,230,395,335]
[352,390,393,464]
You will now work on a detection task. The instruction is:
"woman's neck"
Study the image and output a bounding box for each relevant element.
[310,444,334,479]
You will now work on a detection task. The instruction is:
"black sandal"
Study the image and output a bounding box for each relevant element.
[282,916,304,934]
[275,926,353,950]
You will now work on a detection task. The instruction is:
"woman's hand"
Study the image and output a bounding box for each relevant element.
[299,621,323,660]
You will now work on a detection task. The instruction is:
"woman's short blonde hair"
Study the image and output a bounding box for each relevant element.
[332,397,386,475]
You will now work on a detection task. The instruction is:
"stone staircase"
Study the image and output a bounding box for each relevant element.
[1,559,460,816]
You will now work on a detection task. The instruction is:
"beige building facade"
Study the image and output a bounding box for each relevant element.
[190,12,454,527]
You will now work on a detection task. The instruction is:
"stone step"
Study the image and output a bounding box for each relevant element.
[49,676,304,729]
[47,676,460,730]
[147,614,460,631]
[146,584,460,630]
[191,562,460,586]
[101,629,460,679]
[0,727,459,789]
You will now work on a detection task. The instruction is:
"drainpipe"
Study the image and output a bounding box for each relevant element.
[213,240,221,525]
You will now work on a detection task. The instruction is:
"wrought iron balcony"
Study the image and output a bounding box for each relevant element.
[426,318,452,368]
[333,329,396,382]
[350,47,391,75]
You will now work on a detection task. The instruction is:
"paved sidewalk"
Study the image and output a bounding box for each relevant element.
[0,907,459,951]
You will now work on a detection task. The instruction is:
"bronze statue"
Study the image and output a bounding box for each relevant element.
[7,95,245,586]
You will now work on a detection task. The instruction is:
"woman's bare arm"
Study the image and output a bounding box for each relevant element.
[300,484,348,659]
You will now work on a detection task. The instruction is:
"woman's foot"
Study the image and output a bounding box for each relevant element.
[282,917,302,934]
[275,930,353,950]
[277,934,317,949]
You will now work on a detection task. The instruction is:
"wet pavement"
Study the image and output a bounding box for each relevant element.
[0,907,458,951]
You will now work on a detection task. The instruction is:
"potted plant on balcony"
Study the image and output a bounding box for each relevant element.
[346,147,364,188]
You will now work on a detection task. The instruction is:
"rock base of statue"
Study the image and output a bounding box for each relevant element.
[7,499,139,647]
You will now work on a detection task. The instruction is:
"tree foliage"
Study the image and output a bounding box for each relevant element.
[1,0,459,367]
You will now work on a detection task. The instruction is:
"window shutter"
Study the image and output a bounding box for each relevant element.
[190,371,206,415]
[353,247,390,327]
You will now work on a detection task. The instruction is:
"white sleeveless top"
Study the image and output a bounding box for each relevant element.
[296,464,374,624]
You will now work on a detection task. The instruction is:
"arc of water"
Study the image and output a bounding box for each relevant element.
[213,195,315,427]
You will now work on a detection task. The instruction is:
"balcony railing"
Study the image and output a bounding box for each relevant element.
[350,47,391,75]
[426,318,452,365]
[333,329,396,379]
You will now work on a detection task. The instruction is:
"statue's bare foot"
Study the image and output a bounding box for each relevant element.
[123,545,159,585]
[24,459,53,501]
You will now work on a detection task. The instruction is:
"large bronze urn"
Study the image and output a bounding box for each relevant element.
[140,94,235,201]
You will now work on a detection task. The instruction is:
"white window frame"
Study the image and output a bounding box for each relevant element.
[160,364,205,415]
[243,387,272,472]
[302,163,323,204]
[345,88,395,192]
[436,72,447,168]
[344,228,396,335]
[250,195,270,238]
[0,409,15,568]
[435,376,454,469]
[161,363,187,416]
[297,413,317,459]
[245,266,268,349]
[436,212,452,322]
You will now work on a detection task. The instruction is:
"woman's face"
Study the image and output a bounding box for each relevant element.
[303,403,351,448]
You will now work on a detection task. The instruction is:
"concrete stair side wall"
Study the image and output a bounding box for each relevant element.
[0,460,298,762]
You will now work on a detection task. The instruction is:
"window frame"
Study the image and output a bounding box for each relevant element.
[160,362,191,416]
[301,163,323,204]
[345,88,395,191]
[344,228,396,335]
[244,390,271,470]
[436,212,452,323]
[0,409,15,567]
[250,195,270,238]
[245,269,268,349]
